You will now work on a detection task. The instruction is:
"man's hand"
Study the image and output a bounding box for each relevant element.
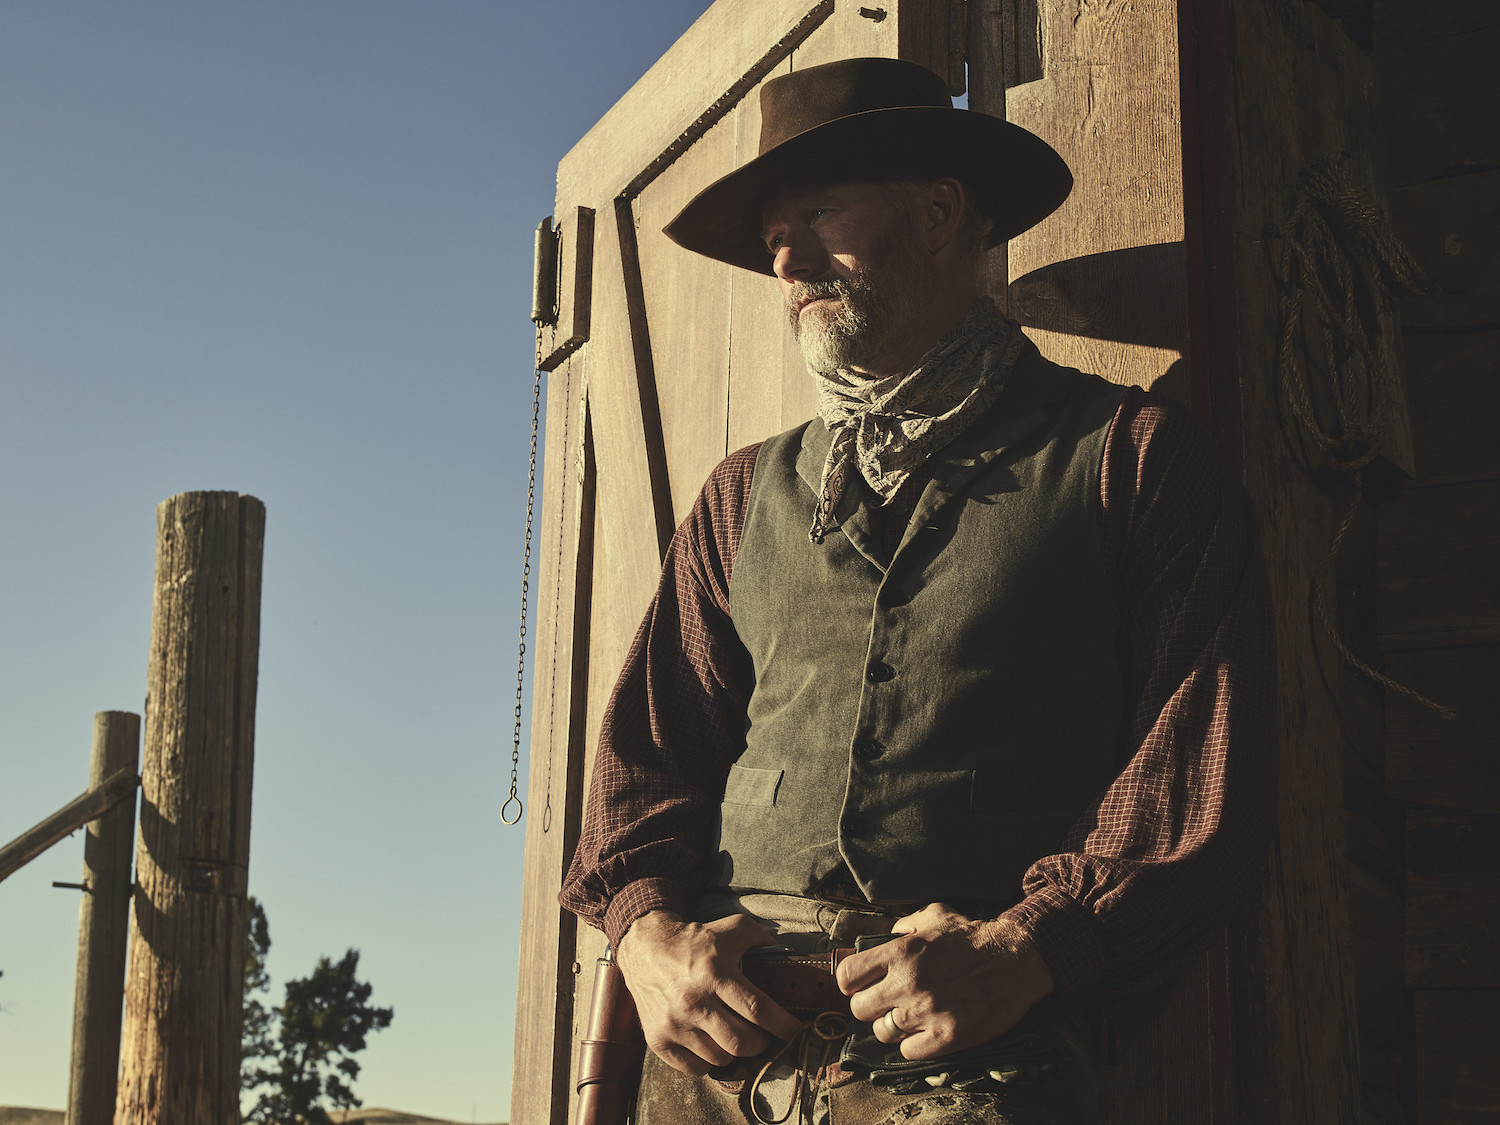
[835,903,1055,1060]
[614,910,804,1075]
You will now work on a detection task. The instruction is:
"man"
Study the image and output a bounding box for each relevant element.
[560,57,1273,1124]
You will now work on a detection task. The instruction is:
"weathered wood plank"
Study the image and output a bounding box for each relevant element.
[1378,479,1500,649]
[0,766,140,885]
[1386,645,1500,813]
[1390,170,1500,331]
[1003,0,1191,396]
[1406,812,1500,988]
[511,366,593,1125]
[67,712,142,1125]
[556,0,835,206]
[1415,989,1500,1125]
[1347,862,1404,1041]
[1398,330,1500,487]
[634,111,736,522]
[1375,0,1500,52]
[723,56,817,453]
[117,491,264,1125]
[1378,27,1500,187]
[1206,1,1380,1118]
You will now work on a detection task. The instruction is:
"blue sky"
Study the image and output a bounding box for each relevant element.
[0,2,709,1119]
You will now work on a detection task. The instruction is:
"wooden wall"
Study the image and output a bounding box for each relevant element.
[1374,1,1500,1121]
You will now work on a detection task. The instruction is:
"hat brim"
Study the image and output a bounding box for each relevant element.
[663,106,1073,275]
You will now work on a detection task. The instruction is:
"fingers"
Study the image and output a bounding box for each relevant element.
[720,974,804,1040]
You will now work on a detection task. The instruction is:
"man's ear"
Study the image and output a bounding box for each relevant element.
[922,178,967,253]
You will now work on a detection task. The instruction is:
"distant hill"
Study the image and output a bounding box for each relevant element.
[0,1110,502,1125]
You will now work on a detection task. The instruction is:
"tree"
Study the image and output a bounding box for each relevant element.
[242,897,394,1125]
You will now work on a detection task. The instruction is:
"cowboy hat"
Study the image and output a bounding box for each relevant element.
[663,56,1073,275]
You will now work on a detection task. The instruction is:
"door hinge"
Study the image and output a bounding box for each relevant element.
[531,215,561,328]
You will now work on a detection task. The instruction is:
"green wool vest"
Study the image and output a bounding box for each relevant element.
[719,347,1127,905]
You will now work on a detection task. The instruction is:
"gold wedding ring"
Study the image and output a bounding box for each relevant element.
[881,1010,910,1040]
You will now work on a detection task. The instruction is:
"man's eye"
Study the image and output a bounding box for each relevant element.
[766,234,783,252]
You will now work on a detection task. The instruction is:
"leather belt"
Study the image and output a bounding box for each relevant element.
[741,947,858,1019]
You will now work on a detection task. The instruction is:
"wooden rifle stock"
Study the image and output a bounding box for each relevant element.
[575,947,646,1125]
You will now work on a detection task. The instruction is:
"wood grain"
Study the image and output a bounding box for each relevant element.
[1386,645,1500,813]
[117,492,264,1125]
[1378,479,1500,649]
[556,0,835,206]
[0,767,139,885]
[1398,330,1500,486]
[1003,0,1190,394]
[511,367,593,1125]
[1378,27,1500,187]
[633,114,736,522]
[1415,989,1500,1124]
[1406,811,1500,989]
[67,712,142,1125]
[1375,0,1500,48]
[1390,170,1500,331]
[1204,1,1384,1118]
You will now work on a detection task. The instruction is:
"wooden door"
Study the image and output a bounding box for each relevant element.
[512,1,1397,1122]
[511,5,962,1122]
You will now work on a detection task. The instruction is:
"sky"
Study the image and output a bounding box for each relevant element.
[0,2,711,1120]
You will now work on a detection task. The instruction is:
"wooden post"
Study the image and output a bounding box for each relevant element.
[116,492,265,1125]
[66,710,142,1125]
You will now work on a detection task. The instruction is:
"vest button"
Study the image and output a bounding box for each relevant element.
[867,661,896,683]
[854,738,884,761]
[841,815,868,837]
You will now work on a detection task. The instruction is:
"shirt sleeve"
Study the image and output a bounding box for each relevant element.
[1000,387,1277,996]
[557,443,761,949]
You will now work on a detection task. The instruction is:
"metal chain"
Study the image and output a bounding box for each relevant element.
[502,342,543,825]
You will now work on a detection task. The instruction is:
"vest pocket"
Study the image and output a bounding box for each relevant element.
[723,764,784,807]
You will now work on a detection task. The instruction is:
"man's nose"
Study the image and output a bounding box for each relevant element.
[772,230,825,282]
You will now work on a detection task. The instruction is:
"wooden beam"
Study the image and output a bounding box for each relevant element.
[557,0,834,205]
[67,711,143,1125]
[1390,170,1500,331]
[510,370,595,1125]
[1386,645,1500,813]
[1378,478,1500,650]
[1396,330,1500,487]
[1406,811,1500,989]
[116,491,264,1125]
[1415,989,1500,1124]
[1379,25,1500,187]
[0,765,140,884]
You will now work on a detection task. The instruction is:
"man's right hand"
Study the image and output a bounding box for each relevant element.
[614,910,804,1075]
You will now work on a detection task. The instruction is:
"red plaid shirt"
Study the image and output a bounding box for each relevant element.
[559,386,1275,996]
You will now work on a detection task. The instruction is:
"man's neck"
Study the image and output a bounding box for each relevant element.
[849,284,984,379]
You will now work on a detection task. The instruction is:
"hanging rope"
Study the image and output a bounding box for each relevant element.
[1272,154,1454,719]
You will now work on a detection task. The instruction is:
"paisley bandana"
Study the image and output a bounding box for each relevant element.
[809,296,1026,543]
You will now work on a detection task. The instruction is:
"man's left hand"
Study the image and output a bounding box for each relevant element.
[835,902,1055,1060]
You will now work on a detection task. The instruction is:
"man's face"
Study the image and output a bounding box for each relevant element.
[760,179,934,375]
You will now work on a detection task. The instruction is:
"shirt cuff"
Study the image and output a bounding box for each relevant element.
[602,878,691,949]
[1000,886,1110,996]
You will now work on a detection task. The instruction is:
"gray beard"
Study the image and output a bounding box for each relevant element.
[784,226,931,375]
[789,281,878,372]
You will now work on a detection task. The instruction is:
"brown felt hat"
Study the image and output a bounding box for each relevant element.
[663,57,1073,275]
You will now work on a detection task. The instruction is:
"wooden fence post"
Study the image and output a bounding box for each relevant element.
[66,710,142,1125]
[116,492,265,1125]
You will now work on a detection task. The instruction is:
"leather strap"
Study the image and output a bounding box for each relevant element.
[742,949,858,1017]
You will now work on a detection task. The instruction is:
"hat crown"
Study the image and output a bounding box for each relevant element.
[758,58,953,155]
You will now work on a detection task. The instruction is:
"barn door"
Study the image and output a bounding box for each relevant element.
[511,4,963,1123]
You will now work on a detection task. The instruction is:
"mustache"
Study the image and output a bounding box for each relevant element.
[785,278,852,322]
